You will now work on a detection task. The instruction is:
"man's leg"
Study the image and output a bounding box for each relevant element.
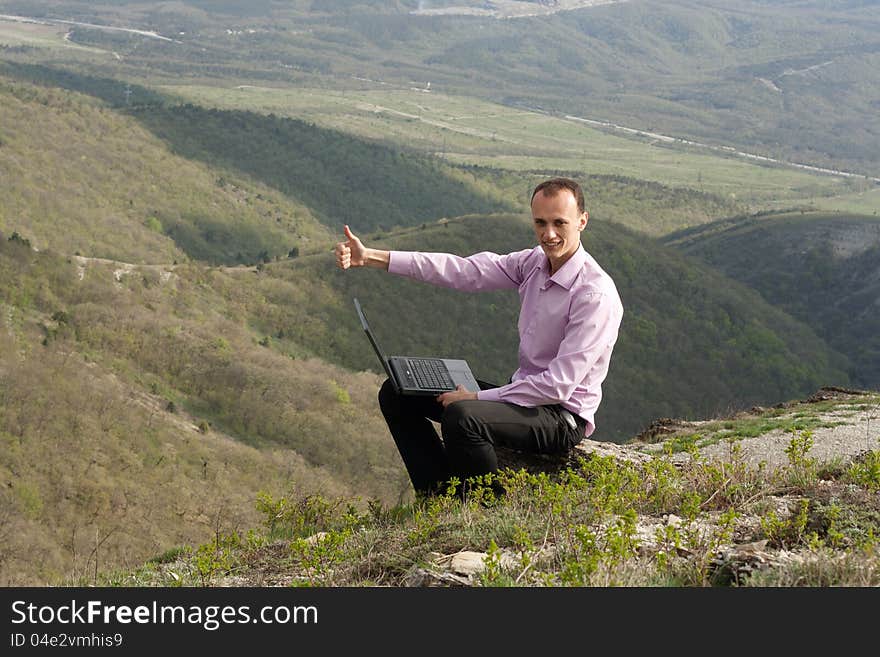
[440,400,581,484]
[378,379,448,495]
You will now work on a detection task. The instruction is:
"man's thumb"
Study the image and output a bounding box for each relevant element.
[344,224,356,241]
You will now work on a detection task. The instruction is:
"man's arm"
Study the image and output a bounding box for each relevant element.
[335,225,390,270]
[335,226,526,291]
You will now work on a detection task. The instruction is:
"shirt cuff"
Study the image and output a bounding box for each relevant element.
[476,387,503,402]
[387,251,414,276]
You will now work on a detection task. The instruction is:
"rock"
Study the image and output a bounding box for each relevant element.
[710,540,781,585]
[807,386,870,403]
[573,438,653,465]
[495,438,652,476]
[438,550,489,577]
[632,417,698,443]
[403,568,471,587]
[405,548,527,586]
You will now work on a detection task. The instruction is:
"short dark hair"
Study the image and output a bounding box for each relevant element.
[531,177,585,214]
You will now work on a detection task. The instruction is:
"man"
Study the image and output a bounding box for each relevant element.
[335,178,623,496]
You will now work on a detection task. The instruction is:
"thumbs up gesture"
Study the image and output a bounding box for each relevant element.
[335,225,367,269]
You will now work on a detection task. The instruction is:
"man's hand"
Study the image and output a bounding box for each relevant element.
[335,225,367,269]
[437,385,478,408]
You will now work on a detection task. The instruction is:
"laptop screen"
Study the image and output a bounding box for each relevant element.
[353,298,396,384]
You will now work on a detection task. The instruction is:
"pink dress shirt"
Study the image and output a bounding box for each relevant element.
[388,244,623,438]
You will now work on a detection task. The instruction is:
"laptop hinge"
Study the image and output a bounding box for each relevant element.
[388,358,410,391]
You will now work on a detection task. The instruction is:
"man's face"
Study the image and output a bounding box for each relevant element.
[531,189,588,271]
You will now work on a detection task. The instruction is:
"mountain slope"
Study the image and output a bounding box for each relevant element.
[0,74,332,264]
[663,210,880,387]
[128,103,515,233]
[0,235,409,585]
[111,387,880,589]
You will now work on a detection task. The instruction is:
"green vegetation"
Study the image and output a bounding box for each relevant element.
[128,103,515,234]
[103,428,880,587]
[0,233,409,585]
[664,211,880,387]
[0,74,332,264]
[1,3,877,588]
[3,0,879,177]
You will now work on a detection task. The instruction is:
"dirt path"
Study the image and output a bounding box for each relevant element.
[69,255,257,282]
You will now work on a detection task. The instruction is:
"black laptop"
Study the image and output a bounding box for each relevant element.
[354,298,480,396]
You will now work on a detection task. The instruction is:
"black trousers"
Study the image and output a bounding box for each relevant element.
[378,378,586,495]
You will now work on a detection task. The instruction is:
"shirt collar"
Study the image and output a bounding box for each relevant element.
[544,245,587,290]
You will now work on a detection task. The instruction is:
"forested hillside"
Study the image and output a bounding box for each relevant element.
[0,234,409,584]
[129,104,515,233]
[0,74,332,264]
[664,211,880,388]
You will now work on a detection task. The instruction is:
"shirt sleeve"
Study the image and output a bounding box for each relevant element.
[388,250,527,291]
[476,290,623,406]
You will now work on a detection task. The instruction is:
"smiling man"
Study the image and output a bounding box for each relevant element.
[335,177,624,497]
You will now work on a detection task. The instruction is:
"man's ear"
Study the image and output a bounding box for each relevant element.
[580,211,589,230]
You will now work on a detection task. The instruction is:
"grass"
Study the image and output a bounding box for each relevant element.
[0,18,115,56]
[100,427,880,587]
[636,393,880,454]
[662,418,848,454]
[808,186,880,216]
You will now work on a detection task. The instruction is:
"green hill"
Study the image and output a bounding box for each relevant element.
[0,74,332,264]
[0,234,409,585]
[663,210,880,387]
[128,103,515,233]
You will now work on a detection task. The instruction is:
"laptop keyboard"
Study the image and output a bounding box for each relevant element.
[407,358,454,390]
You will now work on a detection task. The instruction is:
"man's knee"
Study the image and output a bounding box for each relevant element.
[378,378,397,411]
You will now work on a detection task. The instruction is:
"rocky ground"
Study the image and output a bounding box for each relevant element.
[630,386,880,468]
[147,387,879,587]
[414,386,880,585]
